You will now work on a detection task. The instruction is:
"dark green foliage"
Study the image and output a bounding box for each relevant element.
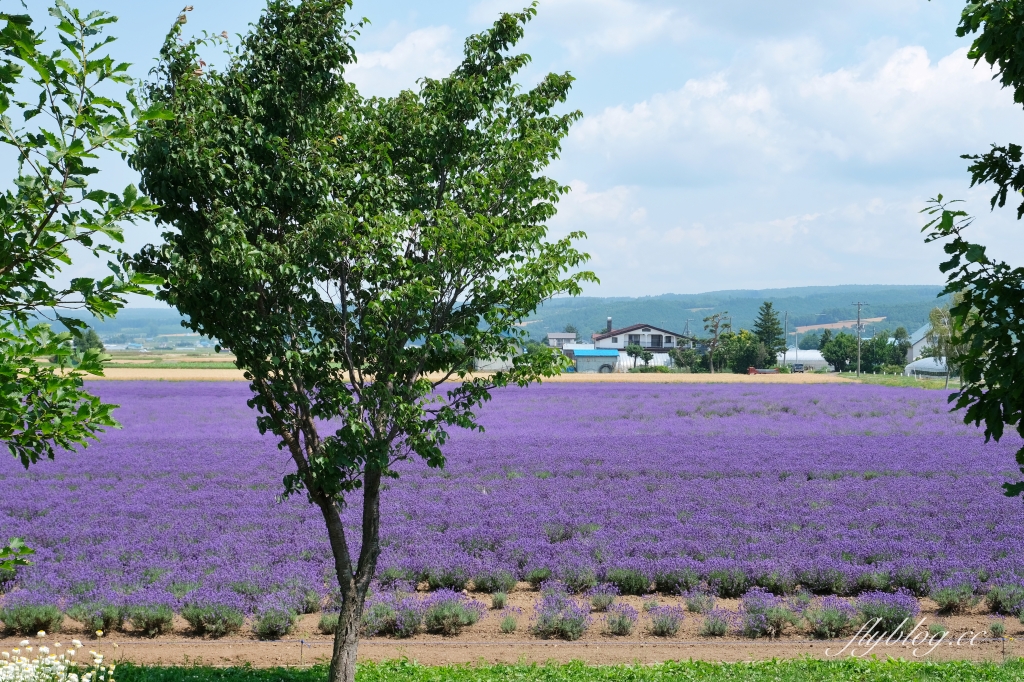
[604,568,649,596]
[752,302,785,361]
[253,608,295,640]
[491,593,507,610]
[105,659,1024,682]
[73,328,105,354]
[653,567,700,594]
[920,3,1024,496]
[181,603,245,637]
[110,659,1024,682]
[0,603,63,635]
[426,567,470,592]
[128,605,174,638]
[132,1,592,677]
[0,538,32,582]
[0,3,159,468]
[820,332,858,373]
[67,602,125,633]
[708,567,749,598]
[526,568,552,588]
[472,570,516,594]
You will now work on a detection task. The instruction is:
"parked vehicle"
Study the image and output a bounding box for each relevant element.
[791,363,805,373]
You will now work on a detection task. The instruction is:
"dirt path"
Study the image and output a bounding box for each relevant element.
[5,595,1012,668]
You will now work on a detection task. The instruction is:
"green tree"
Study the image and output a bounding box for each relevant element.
[131,4,593,680]
[819,329,832,349]
[625,343,644,368]
[926,298,969,389]
[723,329,768,373]
[563,324,580,342]
[920,1,1024,498]
[0,3,159,468]
[73,328,104,354]
[752,301,785,364]
[820,331,857,372]
[668,346,703,372]
[702,312,730,374]
[798,331,821,351]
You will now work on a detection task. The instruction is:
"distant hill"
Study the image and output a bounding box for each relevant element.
[49,284,948,344]
[524,285,948,341]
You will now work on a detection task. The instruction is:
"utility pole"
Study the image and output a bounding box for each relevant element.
[783,311,788,366]
[684,318,694,347]
[852,302,867,377]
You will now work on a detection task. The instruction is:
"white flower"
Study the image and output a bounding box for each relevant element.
[72,640,83,648]
[18,640,28,647]
[37,630,46,637]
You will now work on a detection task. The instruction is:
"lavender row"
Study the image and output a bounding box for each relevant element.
[1,381,1022,614]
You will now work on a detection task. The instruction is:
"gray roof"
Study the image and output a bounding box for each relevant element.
[909,324,931,346]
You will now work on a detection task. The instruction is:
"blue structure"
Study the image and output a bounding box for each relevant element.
[571,348,620,373]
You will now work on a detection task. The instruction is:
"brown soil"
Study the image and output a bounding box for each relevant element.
[4,592,1012,668]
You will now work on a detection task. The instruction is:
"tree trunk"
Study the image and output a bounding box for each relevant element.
[329,596,363,682]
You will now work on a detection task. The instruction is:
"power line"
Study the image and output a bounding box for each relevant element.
[852,302,868,377]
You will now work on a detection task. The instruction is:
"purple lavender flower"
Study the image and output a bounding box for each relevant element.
[856,588,921,637]
[648,604,685,636]
[604,602,638,636]
[804,595,857,639]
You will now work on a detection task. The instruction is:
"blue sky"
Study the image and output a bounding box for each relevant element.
[27,0,1024,300]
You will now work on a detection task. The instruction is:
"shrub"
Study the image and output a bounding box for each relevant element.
[642,598,659,612]
[0,604,64,635]
[318,612,339,635]
[799,566,850,596]
[525,568,552,589]
[181,603,245,637]
[473,570,516,594]
[588,583,618,612]
[890,565,931,597]
[499,606,521,634]
[560,566,597,594]
[376,566,418,590]
[929,622,948,637]
[683,589,716,614]
[605,603,637,636]
[491,592,507,610]
[361,596,423,638]
[700,608,732,637]
[531,587,591,641]
[648,605,685,637]
[740,587,798,638]
[653,567,700,594]
[854,571,891,593]
[422,590,485,636]
[287,586,321,615]
[67,602,124,633]
[708,567,749,598]
[425,566,470,591]
[127,604,174,638]
[253,607,295,640]
[991,619,1006,638]
[856,589,920,637]
[804,596,857,639]
[931,582,979,614]
[605,568,649,596]
[986,584,1024,615]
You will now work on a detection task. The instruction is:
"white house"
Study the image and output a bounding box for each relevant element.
[592,318,690,352]
[545,332,578,349]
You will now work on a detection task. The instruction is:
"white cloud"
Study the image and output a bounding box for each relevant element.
[570,42,1017,180]
[346,27,460,97]
[471,0,689,57]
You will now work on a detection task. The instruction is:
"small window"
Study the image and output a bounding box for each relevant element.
[641,327,652,332]
[611,336,618,343]
[665,336,673,342]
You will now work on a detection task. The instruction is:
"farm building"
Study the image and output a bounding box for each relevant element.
[591,318,692,354]
[545,332,578,348]
[904,356,948,377]
[573,348,621,373]
[907,324,931,362]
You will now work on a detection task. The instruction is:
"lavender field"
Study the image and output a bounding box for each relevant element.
[2,381,1023,615]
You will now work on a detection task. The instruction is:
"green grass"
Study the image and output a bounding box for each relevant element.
[112,658,1024,681]
[839,373,960,390]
